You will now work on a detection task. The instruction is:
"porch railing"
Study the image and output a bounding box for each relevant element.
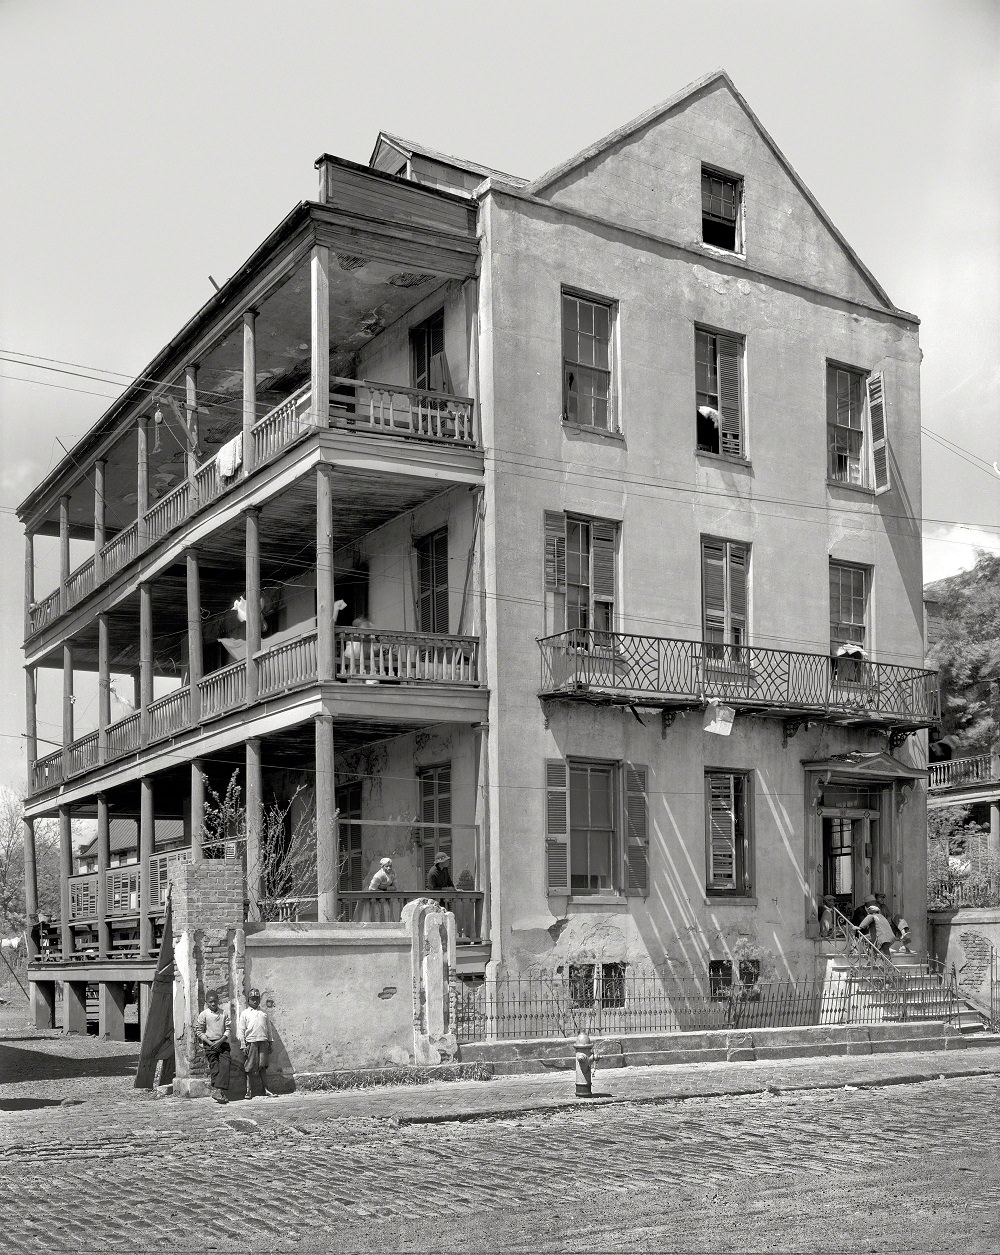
[65,556,95,607]
[67,730,99,776]
[329,375,476,446]
[927,875,1000,910]
[101,521,139,580]
[106,866,141,917]
[69,872,99,922]
[148,848,192,912]
[107,711,141,759]
[32,749,63,792]
[251,385,313,464]
[336,628,480,683]
[539,631,939,722]
[148,687,191,742]
[929,754,998,791]
[199,661,246,720]
[27,588,61,636]
[257,631,318,697]
[144,480,190,543]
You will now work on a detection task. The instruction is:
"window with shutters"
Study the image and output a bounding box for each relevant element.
[826,365,891,494]
[411,309,451,393]
[415,527,449,633]
[336,782,364,892]
[545,758,648,899]
[829,561,869,681]
[562,290,615,431]
[544,511,617,642]
[696,328,745,458]
[705,770,753,896]
[701,167,743,252]
[418,764,452,879]
[701,537,748,664]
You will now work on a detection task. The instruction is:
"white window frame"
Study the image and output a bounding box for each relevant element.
[561,289,618,433]
[826,363,891,494]
[696,327,746,459]
[701,166,744,254]
[705,769,753,896]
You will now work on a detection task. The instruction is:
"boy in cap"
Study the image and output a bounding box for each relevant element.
[237,988,273,1099]
[856,899,896,957]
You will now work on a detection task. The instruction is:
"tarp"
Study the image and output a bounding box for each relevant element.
[134,893,176,1088]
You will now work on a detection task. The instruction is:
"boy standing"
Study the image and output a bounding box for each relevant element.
[194,988,231,1104]
[238,987,273,1099]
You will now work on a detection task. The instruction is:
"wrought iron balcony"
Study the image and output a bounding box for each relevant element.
[538,631,939,727]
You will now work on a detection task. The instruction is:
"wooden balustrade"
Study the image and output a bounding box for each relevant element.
[27,588,60,636]
[257,632,318,697]
[69,872,99,922]
[198,661,246,720]
[65,556,96,608]
[145,480,191,543]
[67,731,99,775]
[539,631,940,723]
[333,890,485,939]
[100,521,139,580]
[251,385,313,463]
[329,375,477,445]
[929,754,998,791]
[106,866,141,917]
[193,456,223,509]
[32,749,63,792]
[336,628,480,683]
[148,848,192,912]
[147,687,191,742]
[106,711,141,760]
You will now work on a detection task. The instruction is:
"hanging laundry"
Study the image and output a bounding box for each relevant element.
[217,432,243,479]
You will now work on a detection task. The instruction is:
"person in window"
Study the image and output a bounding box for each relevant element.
[856,900,896,957]
[426,851,454,899]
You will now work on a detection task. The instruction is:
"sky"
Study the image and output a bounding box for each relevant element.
[0,0,998,790]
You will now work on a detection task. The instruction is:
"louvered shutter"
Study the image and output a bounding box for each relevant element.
[701,540,727,641]
[716,336,743,457]
[433,531,449,634]
[866,372,890,495]
[545,759,570,894]
[728,544,747,644]
[591,521,616,601]
[707,773,737,890]
[624,763,650,897]
[544,512,567,591]
[421,766,452,877]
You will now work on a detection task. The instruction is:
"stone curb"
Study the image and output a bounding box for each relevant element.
[395,1060,1000,1126]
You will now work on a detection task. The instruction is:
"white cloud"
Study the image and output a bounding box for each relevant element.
[923,524,1000,584]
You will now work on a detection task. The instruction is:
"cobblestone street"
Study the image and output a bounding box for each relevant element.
[2,1014,999,1254]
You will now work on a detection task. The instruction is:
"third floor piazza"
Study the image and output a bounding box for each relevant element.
[19,155,484,651]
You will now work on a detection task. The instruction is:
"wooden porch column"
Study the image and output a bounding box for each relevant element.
[58,494,71,613]
[139,777,154,956]
[94,458,106,583]
[190,760,205,862]
[96,793,110,959]
[97,612,110,764]
[242,310,257,475]
[131,668,141,710]
[22,818,38,960]
[137,415,149,548]
[316,466,336,682]
[463,276,481,442]
[25,664,37,786]
[245,508,261,704]
[310,244,330,428]
[245,738,262,920]
[62,643,74,778]
[59,805,73,961]
[24,530,34,630]
[315,714,338,922]
[186,550,203,723]
[185,366,199,488]
[139,583,153,747]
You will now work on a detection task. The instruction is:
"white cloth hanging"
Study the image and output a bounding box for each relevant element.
[217,433,243,479]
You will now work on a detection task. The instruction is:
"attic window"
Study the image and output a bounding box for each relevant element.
[701,167,742,252]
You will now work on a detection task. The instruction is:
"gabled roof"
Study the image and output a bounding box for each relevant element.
[803,752,928,780]
[370,131,527,187]
[525,68,894,311]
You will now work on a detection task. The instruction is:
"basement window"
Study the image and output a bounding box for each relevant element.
[702,167,742,252]
[709,958,760,1000]
[567,961,627,1009]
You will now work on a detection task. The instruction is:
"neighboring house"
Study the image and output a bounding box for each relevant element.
[19,71,936,1036]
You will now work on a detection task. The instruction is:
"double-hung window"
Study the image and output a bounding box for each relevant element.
[701,537,748,664]
[705,770,753,895]
[544,760,649,898]
[826,365,891,493]
[701,167,743,252]
[696,328,745,458]
[562,291,615,431]
[411,309,451,393]
[415,527,449,633]
[418,763,452,879]
[830,561,869,681]
[544,512,617,643]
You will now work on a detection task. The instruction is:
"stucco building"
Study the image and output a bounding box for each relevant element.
[20,72,937,1042]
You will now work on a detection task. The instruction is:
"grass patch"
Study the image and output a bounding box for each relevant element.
[296,1062,494,1092]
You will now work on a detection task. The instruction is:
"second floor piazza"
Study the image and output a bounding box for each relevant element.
[19,157,483,647]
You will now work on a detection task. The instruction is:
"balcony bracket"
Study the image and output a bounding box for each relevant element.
[661,710,677,738]
[782,716,808,748]
[888,728,914,752]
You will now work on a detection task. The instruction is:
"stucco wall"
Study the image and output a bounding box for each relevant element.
[928,909,1000,1011]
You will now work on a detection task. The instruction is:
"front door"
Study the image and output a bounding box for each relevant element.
[821,806,883,918]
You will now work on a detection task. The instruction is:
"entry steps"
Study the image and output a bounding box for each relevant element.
[457,1019,986,1076]
[822,953,987,1034]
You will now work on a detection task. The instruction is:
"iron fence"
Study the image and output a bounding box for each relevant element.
[452,965,956,1043]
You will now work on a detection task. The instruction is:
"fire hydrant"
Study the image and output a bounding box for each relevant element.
[574,1032,595,1098]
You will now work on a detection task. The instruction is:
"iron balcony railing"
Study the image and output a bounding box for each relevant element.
[27,378,480,638]
[929,754,999,791]
[538,631,940,722]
